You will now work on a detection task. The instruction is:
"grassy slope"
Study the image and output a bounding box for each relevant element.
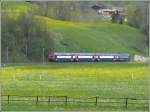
[3,2,148,58]
[42,17,148,57]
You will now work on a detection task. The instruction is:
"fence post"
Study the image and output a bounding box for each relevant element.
[36,96,38,104]
[125,98,128,109]
[42,48,45,64]
[25,44,28,56]
[65,96,68,105]
[95,96,98,105]
[8,95,10,104]
[48,96,50,104]
[6,47,9,63]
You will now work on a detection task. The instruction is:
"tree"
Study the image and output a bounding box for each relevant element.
[127,2,149,46]
[2,10,55,63]
[111,10,123,24]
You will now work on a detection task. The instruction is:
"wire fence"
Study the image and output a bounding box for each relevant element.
[2,95,148,109]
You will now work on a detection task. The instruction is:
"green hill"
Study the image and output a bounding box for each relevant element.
[2,2,148,62]
[38,16,148,57]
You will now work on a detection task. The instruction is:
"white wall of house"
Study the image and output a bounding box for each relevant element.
[134,55,149,62]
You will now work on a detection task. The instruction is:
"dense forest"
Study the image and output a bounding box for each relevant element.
[1,1,149,63]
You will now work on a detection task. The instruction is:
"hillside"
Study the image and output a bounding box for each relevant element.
[2,2,148,62]
[38,16,148,56]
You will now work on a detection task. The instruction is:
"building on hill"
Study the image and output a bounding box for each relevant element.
[91,5,127,24]
[111,7,127,16]
[91,5,127,16]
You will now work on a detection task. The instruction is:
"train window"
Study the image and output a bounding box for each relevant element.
[78,56,93,58]
[99,56,114,58]
[57,56,71,58]
[119,56,128,58]
[94,56,98,58]
[115,56,119,58]
[73,56,77,58]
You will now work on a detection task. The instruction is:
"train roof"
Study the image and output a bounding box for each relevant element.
[49,52,129,56]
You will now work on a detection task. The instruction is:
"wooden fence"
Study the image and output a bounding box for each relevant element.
[1,95,148,109]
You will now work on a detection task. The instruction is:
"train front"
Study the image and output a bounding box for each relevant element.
[48,53,55,62]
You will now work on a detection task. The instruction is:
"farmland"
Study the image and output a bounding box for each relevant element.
[1,1,149,111]
[1,62,148,111]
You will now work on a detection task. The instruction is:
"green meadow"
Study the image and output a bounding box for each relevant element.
[2,63,148,111]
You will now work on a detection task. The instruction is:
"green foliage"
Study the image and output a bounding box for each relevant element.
[2,11,54,63]
[127,2,149,47]
[111,12,124,24]
[127,4,140,28]
[111,13,117,23]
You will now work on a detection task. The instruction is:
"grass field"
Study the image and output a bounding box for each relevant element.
[1,62,148,111]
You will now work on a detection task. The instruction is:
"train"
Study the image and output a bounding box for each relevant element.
[48,52,130,62]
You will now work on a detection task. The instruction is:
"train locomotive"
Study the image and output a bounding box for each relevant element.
[48,52,130,62]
